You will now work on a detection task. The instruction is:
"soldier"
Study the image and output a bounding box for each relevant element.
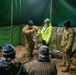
[28,45,57,75]
[22,20,40,60]
[36,18,53,46]
[59,20,74,72]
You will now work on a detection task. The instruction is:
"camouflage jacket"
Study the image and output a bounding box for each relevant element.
[61,27,74,50]
[22,25,40,42]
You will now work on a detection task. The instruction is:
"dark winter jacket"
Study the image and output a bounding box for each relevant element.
[0,59,28,75]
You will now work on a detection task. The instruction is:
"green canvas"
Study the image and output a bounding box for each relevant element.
[0,0,76,46]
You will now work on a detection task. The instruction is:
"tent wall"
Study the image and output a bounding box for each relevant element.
[0,0,76,26]
[0,0,76,46]
[0,0,50,26]
[51,0,76,26]
[0,25,21,46]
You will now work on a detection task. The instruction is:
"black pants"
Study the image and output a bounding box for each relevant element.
[42,40,49,47]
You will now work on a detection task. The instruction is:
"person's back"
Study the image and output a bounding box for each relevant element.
[0,59,28,75]
[28,60,57,75]
[0,44,28,75]
[28,45,57,75]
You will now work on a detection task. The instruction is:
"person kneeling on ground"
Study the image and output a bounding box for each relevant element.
[28,45,57,75]
[0,44,28,75]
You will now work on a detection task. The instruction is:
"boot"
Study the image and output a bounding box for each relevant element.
[61,65,69,72]
[70,64,76,71]
[59,62,66,66]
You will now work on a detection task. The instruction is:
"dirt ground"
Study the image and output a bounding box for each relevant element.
[0,45,76,75]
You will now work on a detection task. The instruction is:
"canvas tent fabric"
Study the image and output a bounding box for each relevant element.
[51,0,76,26]
[0,0,50,26]
[0,25,21,46]
[0,0,76,46]
[0,0,76,26]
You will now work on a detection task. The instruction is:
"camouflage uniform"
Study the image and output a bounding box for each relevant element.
[22,25,39,58]
[61,27,74,66]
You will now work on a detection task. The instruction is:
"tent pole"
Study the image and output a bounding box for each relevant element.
[50,0,52,20]
[11,0,13,44]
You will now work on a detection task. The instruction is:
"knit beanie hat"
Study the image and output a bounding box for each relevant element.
[2,44,16,59]
[44,18,50,23]
[39,45,49,58]
[28,20,33,26]
[64,20,71,27]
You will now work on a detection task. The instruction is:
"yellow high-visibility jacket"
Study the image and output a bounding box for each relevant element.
[41,23,53,43]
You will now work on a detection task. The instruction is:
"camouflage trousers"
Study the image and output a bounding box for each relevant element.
[25,41,35,58]
[62,47,72,66]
